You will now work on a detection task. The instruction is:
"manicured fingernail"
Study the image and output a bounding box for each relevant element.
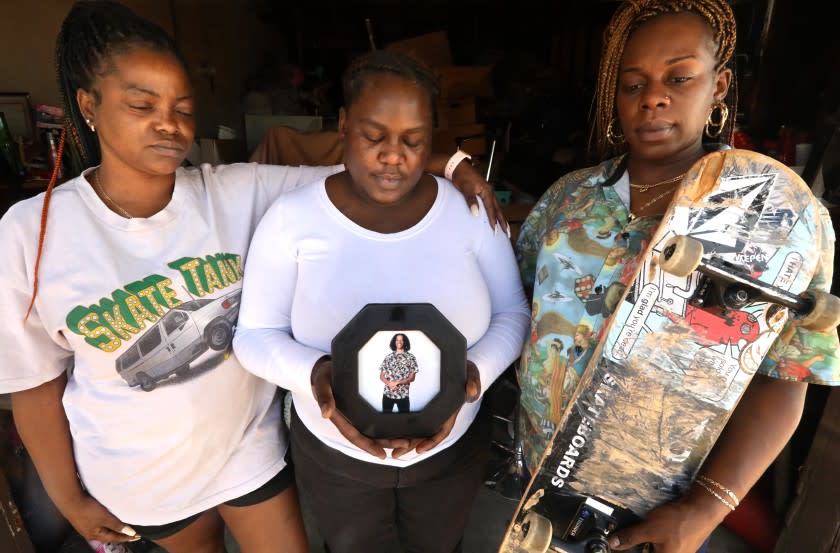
[130,536,142,541]
[494,225,498,236]
[120,525,137,537]
[471,204,479,217]
[506,225,511,239]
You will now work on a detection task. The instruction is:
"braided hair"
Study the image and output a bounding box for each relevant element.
[25,1,185,320]
[57,0,185,168]
[592,0,738,160]
[342,50,440,121]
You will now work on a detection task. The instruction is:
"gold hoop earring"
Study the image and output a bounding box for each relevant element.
[705,102,729,139]
[607,118,625,145]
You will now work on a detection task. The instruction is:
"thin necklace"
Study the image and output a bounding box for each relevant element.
[629,172,686,193]
[93,169,132,219]
[629,186,678,220]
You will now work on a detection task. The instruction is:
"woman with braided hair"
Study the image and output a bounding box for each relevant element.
[234,48,529,553]
[516,1,838,552]
[0,1,504,551]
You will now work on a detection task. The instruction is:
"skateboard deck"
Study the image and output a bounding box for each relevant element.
[499,149,836,553]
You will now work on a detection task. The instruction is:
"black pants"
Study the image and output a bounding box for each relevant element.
[291,406,490,553]
[383,395,410,413]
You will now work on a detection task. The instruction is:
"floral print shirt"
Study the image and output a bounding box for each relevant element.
[515,155,840,472]
[379,351,419,399]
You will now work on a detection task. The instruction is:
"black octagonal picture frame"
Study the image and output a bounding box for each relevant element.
[331,303,467,439]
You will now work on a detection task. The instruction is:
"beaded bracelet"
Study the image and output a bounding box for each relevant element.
[697,475,740,507]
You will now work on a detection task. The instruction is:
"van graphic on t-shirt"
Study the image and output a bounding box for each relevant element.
[115,289,241,391]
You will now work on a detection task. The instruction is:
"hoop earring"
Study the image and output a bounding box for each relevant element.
[705,102,729,139]
[606,118,625,145]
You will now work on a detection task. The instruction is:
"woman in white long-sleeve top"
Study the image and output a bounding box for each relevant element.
[234,50,530,553]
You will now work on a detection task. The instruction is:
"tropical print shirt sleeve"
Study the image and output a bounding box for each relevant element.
[758,202,840,384]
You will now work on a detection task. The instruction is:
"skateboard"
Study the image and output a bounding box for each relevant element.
[498,149,840,553]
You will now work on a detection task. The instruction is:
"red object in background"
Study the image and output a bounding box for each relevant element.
[778,126,796,165]
[733,128,755,150]
[761,139,779,160]
[722,484,781,553]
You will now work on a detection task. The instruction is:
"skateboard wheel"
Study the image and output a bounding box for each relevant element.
[518,512,552,553]
[799,290,840,331]
[660,236,704,277]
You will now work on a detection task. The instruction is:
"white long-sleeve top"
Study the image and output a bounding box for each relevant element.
[234,176,530,466]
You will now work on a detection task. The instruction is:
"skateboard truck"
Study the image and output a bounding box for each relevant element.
[517,496,635,553]
[660,235,840,332]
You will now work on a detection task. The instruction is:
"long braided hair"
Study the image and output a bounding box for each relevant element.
[592,0,738,160]
[25,1,185,320]
[57,0,185,168]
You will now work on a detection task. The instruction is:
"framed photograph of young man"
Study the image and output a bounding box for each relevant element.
[331,303,467,439]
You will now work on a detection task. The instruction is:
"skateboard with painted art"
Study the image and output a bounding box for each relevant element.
[498,149,840,553]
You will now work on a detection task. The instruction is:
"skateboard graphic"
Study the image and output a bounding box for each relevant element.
[499,149,840,553]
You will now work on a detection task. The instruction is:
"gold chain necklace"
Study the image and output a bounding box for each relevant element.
[629,186,678,220]
[93,170,132,219]
[629,172,686,193]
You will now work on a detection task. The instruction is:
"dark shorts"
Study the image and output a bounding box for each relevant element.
[129,464,294,541]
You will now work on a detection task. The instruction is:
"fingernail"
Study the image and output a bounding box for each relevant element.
[471,204,479,217]
[494,225,498,236]
[120,525,137,537]
[609,536,620,547]
[506,225,511,239]
[130,536,142,542]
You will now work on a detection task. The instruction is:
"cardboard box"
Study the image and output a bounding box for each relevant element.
[437,98,477,128]
[435,66,494,99]
[432,123,486,156]
[0,470,35,553]
[385,31,452,69]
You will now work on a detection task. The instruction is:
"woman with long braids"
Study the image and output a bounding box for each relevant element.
[0,2,503,551]
[515,1,838,552]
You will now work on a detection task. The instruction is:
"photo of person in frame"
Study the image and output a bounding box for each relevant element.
[357,329,441,414]
[379,333,419,413]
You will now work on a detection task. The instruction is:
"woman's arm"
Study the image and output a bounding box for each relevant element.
[466,214,531,397]
[12,373,138,543]
[426,153,506,232]
[611,375,807,553]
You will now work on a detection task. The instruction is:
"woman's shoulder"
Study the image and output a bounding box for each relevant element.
[553,156,625,192]
[433,176,490,221]
[0,174,87,234]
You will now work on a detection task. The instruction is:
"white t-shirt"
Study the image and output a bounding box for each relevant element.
[233,176,530,466]
[0,162,337,525]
